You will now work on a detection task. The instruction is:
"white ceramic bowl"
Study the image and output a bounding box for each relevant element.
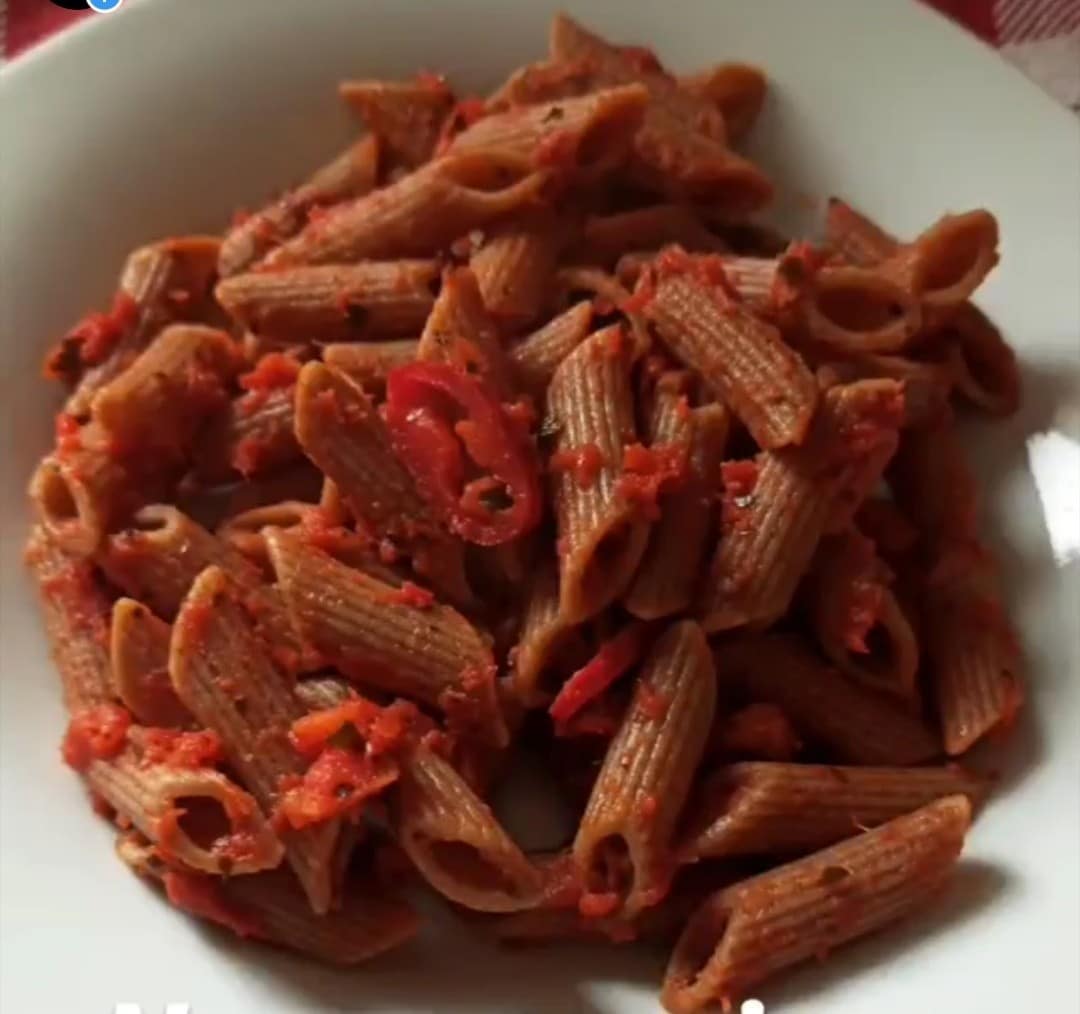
[2,2,1079,1012]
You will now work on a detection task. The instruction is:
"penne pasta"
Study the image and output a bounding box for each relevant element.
[574,621,717,918]
[87,747,284,876]
[263,152,550,268]
[662,795,971,1012]
[110,598,189,728]
[170,566,340,913]
[265,528,505,745]
[52,237,222,416]
[323,339,420,394]
[470,211,567,326]
[582,204,726,267]
[25,526,115,712]
[626,397,729,620]
[938,302,1022,416]
[545,325,649,623]
[701,379,905,632]
[448,85,648,179]
[292,361,472,604]
[194,383,301,483]
[720,634,940,765]
[218,135,380,276]
[642,250,818,449]
[395,745,543,912]
[90,324,242,458]
[508,301,594,396]
[340,75,454,168]
[680,761,986,861]
[215,260,440,345]
[677,63,767,144]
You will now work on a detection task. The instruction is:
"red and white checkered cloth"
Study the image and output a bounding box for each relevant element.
[2,0,1078,112]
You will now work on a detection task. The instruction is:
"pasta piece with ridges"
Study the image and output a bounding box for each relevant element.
[702,379,904,632]
[509,558,580,705]
[86,748,284,876]
[395,745,542,912]
[323,339,420,394]
[417,267,517,398]
[574,621,717,918]
[293,361,472,605]
[679,762,986,861]
[340,76,454,167]
[677,63,767,144]
[90,324,242,458]
[169,565,339,913]
[265,528,505,747]
[824,197,896,266]
[545,326,649,623]
[96,506,306,672]
[25,526,115,712]
[470,211,567,326]
[661,796,971,1012]
[508,302,593,396]
[447,85,648,179]
[262,152,551,268]
[721,634,940,765]
[643,251,818,449]
[215,261,440,345]
[626,398,729,620]
[582,205,726,267]
[110,598,189,728]
[194,384,301,483]
[807,532,920,702]
[55,237,222,416]
[218,135,380,277]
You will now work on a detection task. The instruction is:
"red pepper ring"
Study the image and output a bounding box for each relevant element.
[385,362,542,546]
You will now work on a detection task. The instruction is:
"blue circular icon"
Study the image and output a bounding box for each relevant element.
[87,0,124,11]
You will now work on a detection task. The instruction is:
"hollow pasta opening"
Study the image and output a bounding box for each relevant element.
[584,833,635,898]
[425,839,521,896]
[814,281,907,335]
[129,506,174,534]
[577,520,642,618]
[173,795,235,853]
[676,903,731,990]
[35,462,79,525]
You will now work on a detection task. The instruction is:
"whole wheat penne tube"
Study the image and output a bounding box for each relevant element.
[680,762,986,862]
[702,379,905,632]
[721,634,940,765]
[340,75,454,168]
[195,384,301,482]
[554,265,652,357]
[28,421,169,555]
[545,326,649,623]
[170,566,340,913]
[448,85,647,179]
[216,261,440,345]
[574,621,716,918]
[804,263,923,353]
[323,339,419,394]
[808,532,919,702]
[824,197,897,266]
[51,237,222,415]
[470,211,567,326]
[508,302,593,396]
[263,152,550,268]
[548,15,773,211]
[626,397,729,620]
[677,63,767,144]
[509,557,584,705]
[265,528,504,746]
[661,795,971,1012]
[395,745,542,912]
[218,135,380,277]
[417,267,517,398]
[582,205,726,267]
[642,251,818,448]
[939,302,1021,416]
[110,598,189,728]
[87,749,283,876]
[25,526,114,712]
[923,570,1024,756]
[90,325,242,457]
[293,361,471,604]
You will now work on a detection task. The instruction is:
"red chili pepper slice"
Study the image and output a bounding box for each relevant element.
[548,624,648,725]
[385,362,542,546]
